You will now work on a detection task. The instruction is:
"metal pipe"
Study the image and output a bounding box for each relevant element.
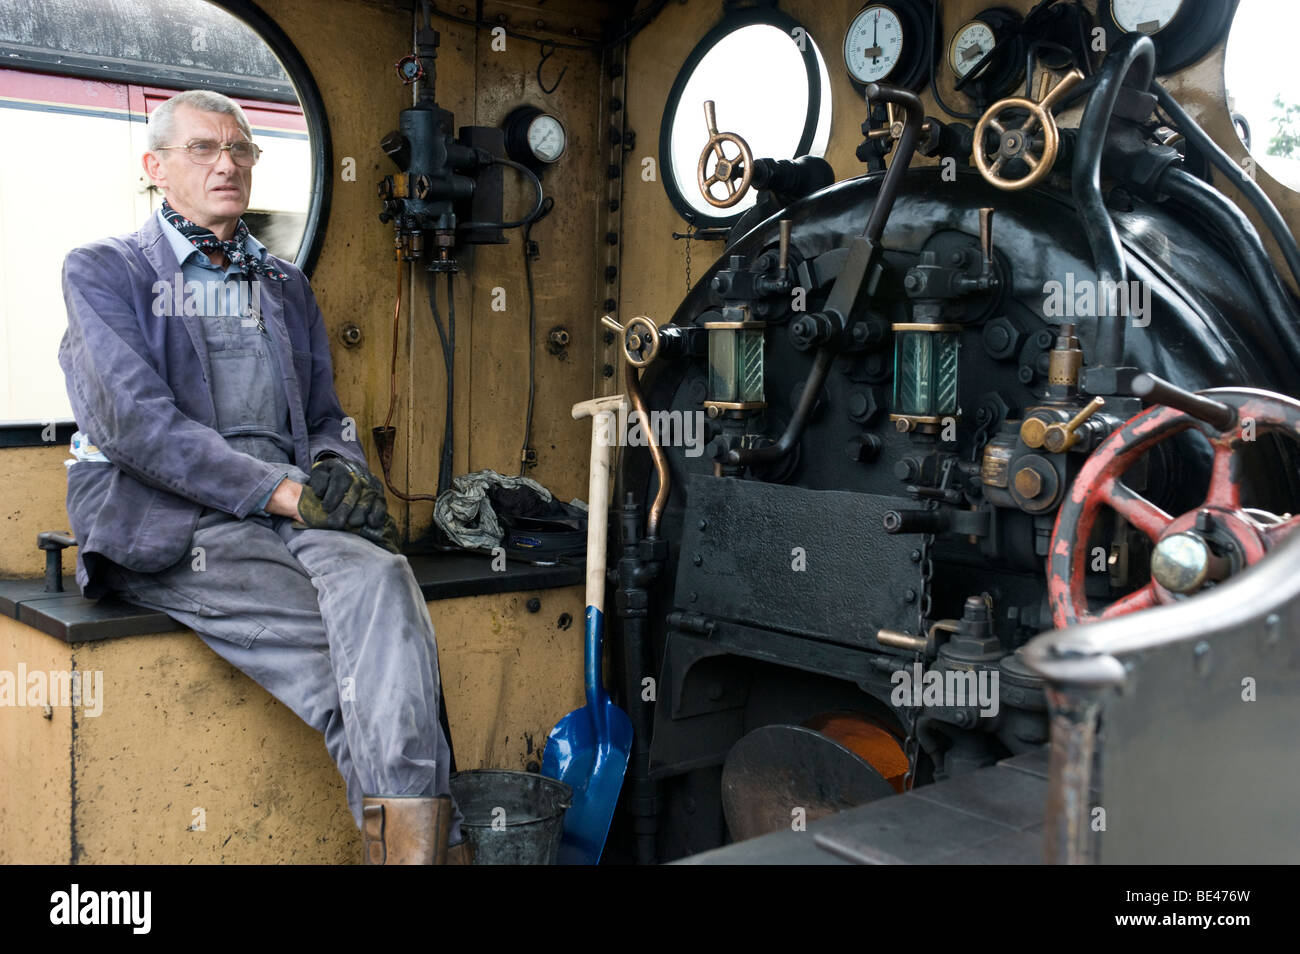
[1070,32,1156,368]
[883,508,951,534]
[726,347,833,465]
[1044,687,1103,864]
[862,84,924,243]
[623,362,670,539]
[877,629,928,652]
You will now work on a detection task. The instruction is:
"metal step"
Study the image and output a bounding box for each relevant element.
[675,747,1059,865]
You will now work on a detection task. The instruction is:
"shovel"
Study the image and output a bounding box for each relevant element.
[542,394,633,865]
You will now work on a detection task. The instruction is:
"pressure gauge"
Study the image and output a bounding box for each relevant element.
[527,114,566,164]
[1098,0,1233,75]
[949,20,997,78]
[844,5,904,84]
[947,7,1024,105]
[842,1,930,92]
[1108,0,1184,35]
[503,105,567,171]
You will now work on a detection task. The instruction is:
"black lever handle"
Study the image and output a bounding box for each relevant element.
[1131,373,1237,432]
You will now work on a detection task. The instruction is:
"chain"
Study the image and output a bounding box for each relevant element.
[901,528,933,792]
[900,456,957,791]
[685,233,692,293]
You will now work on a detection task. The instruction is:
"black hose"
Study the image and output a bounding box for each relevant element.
[518,196,555,476]
[1049,71,1099,113]
[427,271,455,497]
[443,271,455,495]
[1162,167,1300,375]
[458,157,545,231]
[930,0,982,120]
[1070,31,1155,368]
[1154,82,1300,295]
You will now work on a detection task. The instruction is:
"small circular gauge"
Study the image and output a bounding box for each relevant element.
[1109,0,1184,35]
[1099,0,1233,75]
[526,114,566,164]
[949,20,997,78]
[841,1,930,92]
[503,105,567,171]
[947,7,1024,105]
[844,5,905,84]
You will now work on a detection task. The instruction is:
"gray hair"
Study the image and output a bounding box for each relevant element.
[147,90,253,151]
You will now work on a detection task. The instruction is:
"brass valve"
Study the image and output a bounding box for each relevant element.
[972,68,1083,191]
[1020,396,1105,452]
[867,101,933,143]
[1043,397,1105,453]
[1019,416,1049,449]
[697,100,754,209]
[602,314,660,368]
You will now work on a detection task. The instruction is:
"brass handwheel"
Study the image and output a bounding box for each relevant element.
[973,68,1083,191]
[697,100,754,209]
[601,313,661,368]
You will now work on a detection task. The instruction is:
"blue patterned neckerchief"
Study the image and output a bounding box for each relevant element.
[160,198,288,283]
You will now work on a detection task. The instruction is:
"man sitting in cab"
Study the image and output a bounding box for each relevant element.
[58,89,467,864]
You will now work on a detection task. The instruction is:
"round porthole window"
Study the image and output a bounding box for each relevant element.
[1225,0,1300,191]
[659,8,832,228]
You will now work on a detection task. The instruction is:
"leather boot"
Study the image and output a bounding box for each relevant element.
[361,794,452,865]
[445,839,474,865]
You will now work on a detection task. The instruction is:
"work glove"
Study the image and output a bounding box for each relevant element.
[299,456,388,531]
[296,485,402,554]
[354,512,402,555]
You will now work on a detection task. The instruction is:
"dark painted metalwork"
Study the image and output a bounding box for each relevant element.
[1069,32,1154,372]
[614,37,1300,856]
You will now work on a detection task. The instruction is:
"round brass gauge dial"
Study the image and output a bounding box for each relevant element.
[949,19,997,78]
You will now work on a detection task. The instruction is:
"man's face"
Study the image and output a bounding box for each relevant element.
[142,105,253,237]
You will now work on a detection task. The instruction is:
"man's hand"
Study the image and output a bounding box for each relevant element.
[269,462,400,553]
[267,478,304,518]
[292,483,401,554]
[302,457,388,531]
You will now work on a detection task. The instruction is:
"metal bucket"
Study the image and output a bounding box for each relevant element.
[448,770,572,865]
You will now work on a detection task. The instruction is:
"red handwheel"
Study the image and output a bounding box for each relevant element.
[1048,385,1300,629]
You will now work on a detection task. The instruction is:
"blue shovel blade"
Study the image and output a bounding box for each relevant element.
[543,698,632,865]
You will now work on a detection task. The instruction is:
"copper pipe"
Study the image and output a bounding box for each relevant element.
[377,258,437,502]
[624,362,669,539]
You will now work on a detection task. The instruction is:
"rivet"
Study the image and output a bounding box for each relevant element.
[1194,640,1212,676]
